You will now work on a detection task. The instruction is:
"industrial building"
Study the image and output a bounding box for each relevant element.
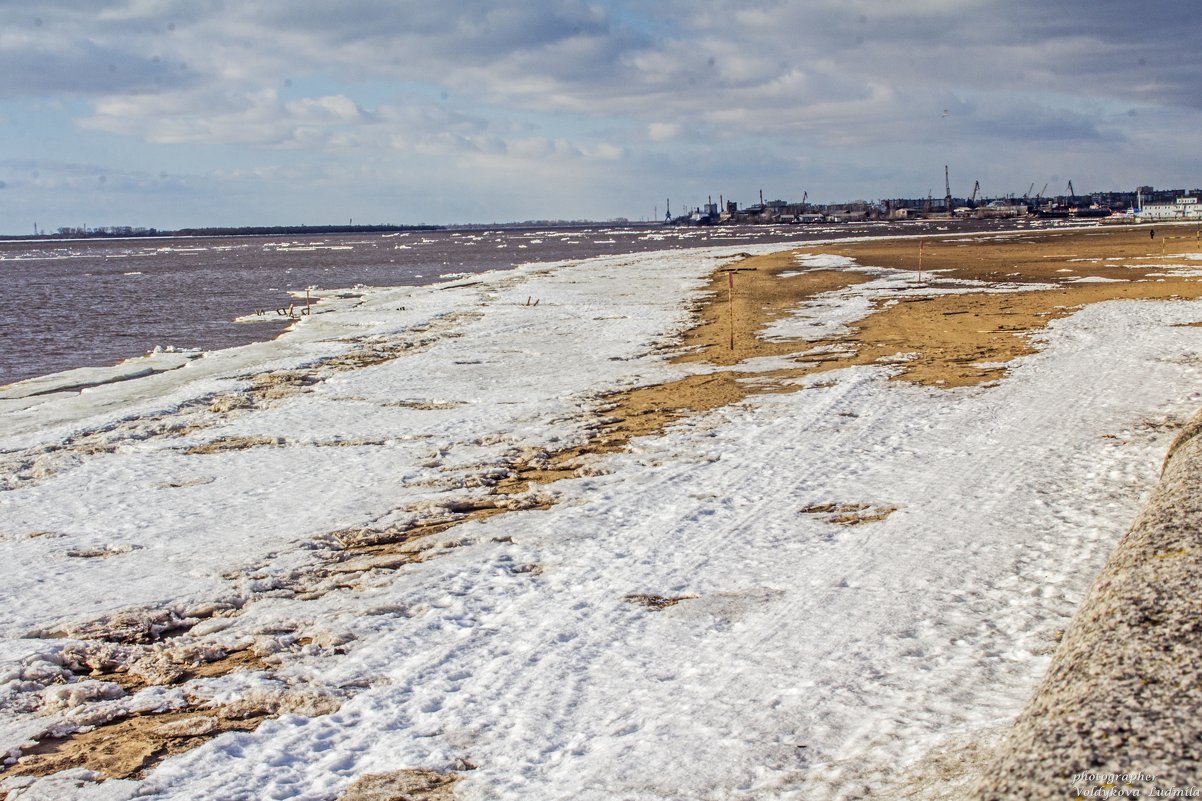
[1136,196,1202,222]
[665,177,1202,227]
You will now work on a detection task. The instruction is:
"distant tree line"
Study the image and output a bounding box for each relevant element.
[5,223,444,241]
[172,223,443,236]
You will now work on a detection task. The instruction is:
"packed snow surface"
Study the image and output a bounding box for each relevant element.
[3,243,1202,800]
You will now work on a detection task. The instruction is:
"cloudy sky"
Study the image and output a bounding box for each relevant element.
[1,0,1199,232]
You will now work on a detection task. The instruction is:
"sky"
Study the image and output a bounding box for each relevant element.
[1,0,1200,232]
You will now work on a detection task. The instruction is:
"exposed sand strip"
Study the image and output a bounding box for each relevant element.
[504,226,1202,489]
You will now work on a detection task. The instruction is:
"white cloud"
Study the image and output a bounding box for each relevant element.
[647,122,681,142]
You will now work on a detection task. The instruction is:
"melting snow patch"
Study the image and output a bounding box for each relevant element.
[795,253,859,269]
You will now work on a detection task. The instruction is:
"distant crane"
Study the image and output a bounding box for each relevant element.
[1066,180,1075,198]
[1024,182,1035,200]
[944,165,953,212]
[801,190,808,207]
[969,180,980,207]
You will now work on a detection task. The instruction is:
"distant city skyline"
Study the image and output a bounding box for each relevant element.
[2,1,1200,234]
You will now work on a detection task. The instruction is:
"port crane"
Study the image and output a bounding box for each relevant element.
[1031,183,1048,209]
[944,165,953,212]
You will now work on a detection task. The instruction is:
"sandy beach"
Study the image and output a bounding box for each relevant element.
[3,223,1202,800]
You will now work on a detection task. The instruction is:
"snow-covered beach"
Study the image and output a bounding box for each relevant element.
[4,229,1202,800]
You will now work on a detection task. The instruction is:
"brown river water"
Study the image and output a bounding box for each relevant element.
[0,219,1023,386]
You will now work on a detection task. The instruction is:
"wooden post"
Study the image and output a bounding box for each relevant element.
[728,270,735,350]
[918,239,925,284]
[305,288,312,316]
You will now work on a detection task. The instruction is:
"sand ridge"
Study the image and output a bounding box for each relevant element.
[569,225,1202,444]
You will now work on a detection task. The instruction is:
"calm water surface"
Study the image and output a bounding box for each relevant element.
[0,221,1008,385]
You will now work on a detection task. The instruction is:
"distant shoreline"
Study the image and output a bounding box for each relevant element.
[0,214,1093,243]
[0,221,684,242]
[0,223,446,242]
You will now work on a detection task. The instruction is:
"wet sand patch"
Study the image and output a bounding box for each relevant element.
[8,708,270,781]
[6,684,341,783]
[340,768,462,801]
[783,227,1202,387]
[624,593,698,611]
[801,503,898,526]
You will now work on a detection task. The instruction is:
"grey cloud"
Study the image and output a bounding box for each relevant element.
[1,158,161,192]
[10,0,1201,113]
[648,0,1202,112]
[7,0,1201,199]
[4,1,652,112]
[240,0,644,82]
[947,97,1116,143]
[0,35,194,96]
[264,0,615,48]
[81,88,351,146]
[1003,0,1198,44]
[945,2,1199,108]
